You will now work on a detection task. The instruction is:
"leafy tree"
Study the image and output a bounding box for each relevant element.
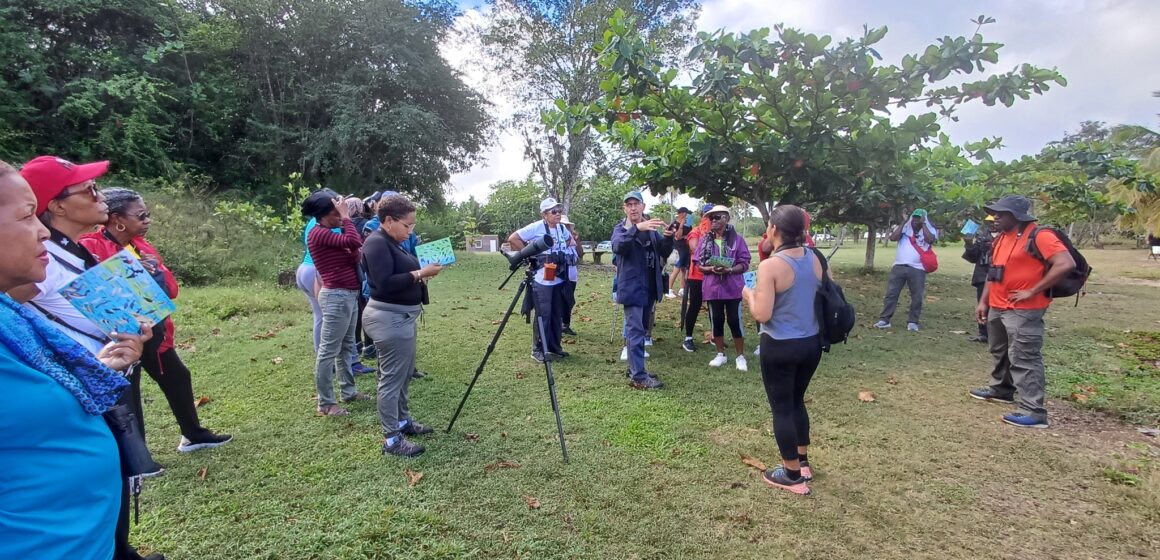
[549,13,1066,269]
[478,0,699,212]
[483,176,547,238]
[569,174,634,242]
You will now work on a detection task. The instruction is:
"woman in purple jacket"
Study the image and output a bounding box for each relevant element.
[695,205,751,371]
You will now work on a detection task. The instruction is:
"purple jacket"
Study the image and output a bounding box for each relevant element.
[695,228,751,301]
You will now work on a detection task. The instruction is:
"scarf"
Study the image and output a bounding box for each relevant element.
[0,294,128,415]
[699,223,737,264]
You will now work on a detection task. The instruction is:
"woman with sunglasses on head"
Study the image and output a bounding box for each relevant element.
[80,188,232,453]
[10,156,163,559]
[696,205,752,371]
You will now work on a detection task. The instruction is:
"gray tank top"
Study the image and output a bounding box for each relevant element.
[759,249,820,340]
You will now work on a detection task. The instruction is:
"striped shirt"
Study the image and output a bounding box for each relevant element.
[307,219,362,290]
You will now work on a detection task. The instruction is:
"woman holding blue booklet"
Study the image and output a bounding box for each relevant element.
[696,205,751,371]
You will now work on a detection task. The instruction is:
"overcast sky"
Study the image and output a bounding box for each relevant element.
[443,0,1160,203]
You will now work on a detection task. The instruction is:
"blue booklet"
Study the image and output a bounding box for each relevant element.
[415,237,457,268]
[960,219,979,236]
[58,249,176,335]
[743,270,757,289]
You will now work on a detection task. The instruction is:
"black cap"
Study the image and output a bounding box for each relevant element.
[984,195,1035,222]
[677,207,690,214]
[301,190,337,219]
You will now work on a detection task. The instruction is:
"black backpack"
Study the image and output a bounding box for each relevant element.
[810,248,857,352]
[1025,227,1091,306]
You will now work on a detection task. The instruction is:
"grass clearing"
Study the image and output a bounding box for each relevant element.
[131,246,1159,559]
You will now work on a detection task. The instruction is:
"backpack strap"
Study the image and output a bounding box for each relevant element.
[1024,226,1048,265]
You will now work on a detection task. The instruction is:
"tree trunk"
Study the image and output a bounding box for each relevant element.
[864,224,877,271]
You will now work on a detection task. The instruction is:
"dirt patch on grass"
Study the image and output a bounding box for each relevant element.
[1042,398,1158,457]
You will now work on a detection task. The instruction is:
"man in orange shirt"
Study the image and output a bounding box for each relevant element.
[969,195,1075,428]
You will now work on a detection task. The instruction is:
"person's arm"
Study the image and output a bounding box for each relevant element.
[507,232,524,251]
[611,221,637,256]
[922,221,938,241]
[962,240,982,263]
[310,218,363,249]
[743,258,779,324]
[508,222,539,252]
[888,222,905,242]
[657,223,675,260]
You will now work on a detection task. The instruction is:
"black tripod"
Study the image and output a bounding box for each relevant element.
[446,264,569,463]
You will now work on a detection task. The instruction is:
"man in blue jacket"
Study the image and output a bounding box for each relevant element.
[612,190,676,389]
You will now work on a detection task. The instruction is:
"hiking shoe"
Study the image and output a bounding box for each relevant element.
[382,436,425,457]
[361,346,377,360]
[401,420,434,436]
[800,460,813,482]
[967,334,988,343]
[352,362,376,375]
[630,375,664,390]
[412,369,427,379]
[532,352,546,364]
[682,338,697,352]
[620,347,628,361]
[342,392,372,403]
[762,466,810,495]
[968,387,1015,404]
[907,322,919,332]
[1003,413,1049,429]
[562,325,578,336]
[177,431,233,453]
[735,355,748,371]
[644,338,654,347]
[873,320,891,329]
[709,353,728,367]
[548,350,570,359]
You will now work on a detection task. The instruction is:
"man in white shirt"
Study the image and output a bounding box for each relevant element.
[507,198,575,363]
[874,208,939,331]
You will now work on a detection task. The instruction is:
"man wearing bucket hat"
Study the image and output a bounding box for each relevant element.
[969,195,1075,429]
[508,197,575,363]
[961,214,999,342]
[873,208,939,332]
[612,190,677,389]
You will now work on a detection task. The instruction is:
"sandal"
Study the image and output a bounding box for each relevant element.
[316,404,350,417]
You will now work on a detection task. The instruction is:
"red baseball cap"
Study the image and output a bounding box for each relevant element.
[20,155,110,215]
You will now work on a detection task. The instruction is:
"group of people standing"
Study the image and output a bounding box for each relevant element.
[1,156,230,560]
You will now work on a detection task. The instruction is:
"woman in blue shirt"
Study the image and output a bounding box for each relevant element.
[0,160,147,559]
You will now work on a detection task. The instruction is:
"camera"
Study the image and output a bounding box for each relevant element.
[986,265,1005,283]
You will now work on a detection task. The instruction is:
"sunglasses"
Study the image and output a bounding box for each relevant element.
[55,182,100,203]
[710,213,729,221]
[129,211,150,221]
[546,209,562,215]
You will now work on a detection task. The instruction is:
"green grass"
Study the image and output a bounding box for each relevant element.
[131,247,1160,559]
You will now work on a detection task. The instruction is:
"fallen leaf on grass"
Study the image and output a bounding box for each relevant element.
[501,432,507,438]
[886,377,899,385]
[523,495,541,509]
[739,455,766,471]
[726,482,745,489]
[515,372,526,380]
[465,433,481,442]
[1117,343,1130,348]
[252,330,277,340]
[563,339,576,344]
[858,390,877,403]
[271,356,284,365]
[579,316,593,322]
[210,328,221,336]
[1071,393,1090,403]
[404,469,424,486]
[196,467,208,481]
[491,320,502,325]
[484,460,521,472]
[194,396,211,408]
[249,357,257,362]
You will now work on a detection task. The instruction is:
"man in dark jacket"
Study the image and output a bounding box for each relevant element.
[961,215,998,342]
[612,190,676,389]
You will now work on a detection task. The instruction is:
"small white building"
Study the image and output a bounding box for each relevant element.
[466,235,500,253]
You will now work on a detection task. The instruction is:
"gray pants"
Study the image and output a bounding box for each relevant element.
[314,288,359,407]
[879,264,926,324]
[297,264,359,365]
[987,308,1048,421]
[363,300,421,438]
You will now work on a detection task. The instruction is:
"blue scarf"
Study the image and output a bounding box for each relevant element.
[0,294,128,415]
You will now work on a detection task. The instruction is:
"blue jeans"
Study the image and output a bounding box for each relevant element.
[314,288,359,407]
[624,301,656,381]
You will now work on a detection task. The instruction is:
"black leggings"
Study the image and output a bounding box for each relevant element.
[708,299,743,339]
[562,280,577,326]
[140,347,206,439]
[683,280,703,337]
[759,334,822,461]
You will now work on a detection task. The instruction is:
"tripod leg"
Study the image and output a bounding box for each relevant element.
[446,277,529,433]
[537,316,569,464]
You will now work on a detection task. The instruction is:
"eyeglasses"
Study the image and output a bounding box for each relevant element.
[129,211,150,221]
[399,221,416,231]
[546,209,562,215]
[55,181,100,203]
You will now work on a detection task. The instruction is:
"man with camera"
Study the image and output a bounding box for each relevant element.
[969,195,1075,429]
[508,198,575,363]
[612,190,676,389]
[874,208,938,332]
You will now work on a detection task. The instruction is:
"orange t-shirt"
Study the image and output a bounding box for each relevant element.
[686,219,710,281]
[987,223,1067,310]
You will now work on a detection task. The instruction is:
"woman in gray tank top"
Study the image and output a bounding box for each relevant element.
[742,204,827,496]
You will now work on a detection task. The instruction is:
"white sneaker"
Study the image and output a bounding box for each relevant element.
[709,353,728,367]
[873,320,891,329]
[735,355,748,371]
[907,322,920,332]
[644,338,654,347]
[620,347,628,361]
[678,288,685,297]
[665,291,676,299]
[753,345,761,356]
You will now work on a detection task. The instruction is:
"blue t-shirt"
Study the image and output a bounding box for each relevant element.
[0,345,121,560]
[515,221,572,286]
[302,217,318,266]
[362,218,419,255]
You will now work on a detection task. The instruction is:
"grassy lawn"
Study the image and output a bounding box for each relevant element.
[131,245,1159,559]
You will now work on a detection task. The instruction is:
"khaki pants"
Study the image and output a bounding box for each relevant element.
[987,308,1048,421]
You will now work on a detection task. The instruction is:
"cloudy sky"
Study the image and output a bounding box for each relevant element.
[443,0,1160,203]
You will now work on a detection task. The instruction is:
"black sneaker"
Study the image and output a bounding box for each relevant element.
[630,375,663,390]
[362,346,378,360]
[562,325,578,336]
[968,387,1015,404]
[531,352,546,363]
[967,334,988,343]
[401,420,434,436]
[548,350,569,359]
[382,436,425,457]
[139,462,166,479]
[682,338,696,352]
[412,369,427,379]
[177,431,233,453]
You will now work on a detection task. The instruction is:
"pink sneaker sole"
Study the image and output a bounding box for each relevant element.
[801,466,813,481]
[762,473,811,495]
